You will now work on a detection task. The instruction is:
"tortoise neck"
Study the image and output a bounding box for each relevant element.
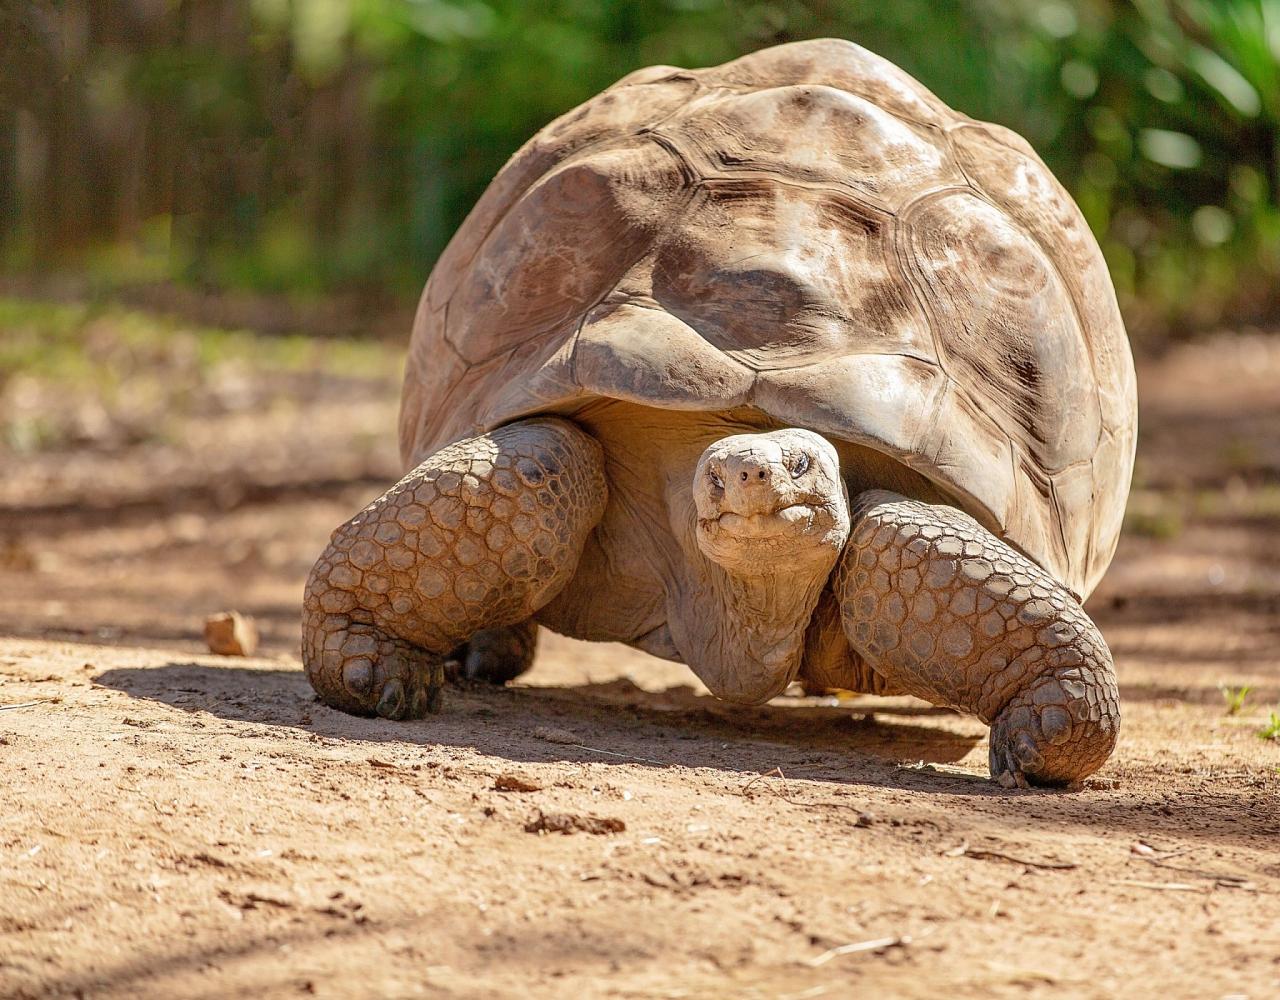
[683,564,833,704]
[664,476,846,706]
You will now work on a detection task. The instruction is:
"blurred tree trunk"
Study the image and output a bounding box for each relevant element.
[0,105,15,238]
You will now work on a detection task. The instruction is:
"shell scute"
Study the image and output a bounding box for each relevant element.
[446,139,689,366]
[902,191,1102,476]
[659,84,963,210]
[949,123,1136,439]
[425,74,701,312]
[703,38,951,127]
[651,181,932,371]
[575,301,755,409]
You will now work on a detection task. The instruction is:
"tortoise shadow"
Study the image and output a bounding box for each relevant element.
[93,660,987,787]
[93,662,1280,845]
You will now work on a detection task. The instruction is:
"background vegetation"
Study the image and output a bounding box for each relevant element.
[3,0,1279,339]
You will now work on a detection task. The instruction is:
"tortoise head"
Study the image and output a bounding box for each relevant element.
[693,428,850,579]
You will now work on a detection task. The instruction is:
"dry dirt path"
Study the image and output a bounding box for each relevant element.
[2,310,1279,998]
[1,632,1278,999]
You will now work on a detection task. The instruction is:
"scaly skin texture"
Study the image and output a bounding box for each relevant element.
[301,418,606,718]
[833,490,1120,786]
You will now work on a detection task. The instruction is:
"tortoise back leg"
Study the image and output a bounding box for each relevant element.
[302,418,607,719]
[450,620,539,685]
[832,490,1120,787]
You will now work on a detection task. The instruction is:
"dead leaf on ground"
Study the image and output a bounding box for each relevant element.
[524,810,625,836]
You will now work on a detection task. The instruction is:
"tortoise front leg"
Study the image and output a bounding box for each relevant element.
[301,418,607,719]
[832,490,1120,787]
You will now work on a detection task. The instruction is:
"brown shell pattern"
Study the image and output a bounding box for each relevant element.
[400,38,1137,600]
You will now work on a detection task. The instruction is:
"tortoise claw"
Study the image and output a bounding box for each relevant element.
[425,661,446,714]
[408,684,429,719]
[375,678,407,720]
[375,661,446,720]
[407,662,447,718]
[989,712,1037,789]
[991,740,1030,789]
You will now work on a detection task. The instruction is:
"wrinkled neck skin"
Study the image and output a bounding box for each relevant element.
[664,430,851,705]
[664,527,829,704]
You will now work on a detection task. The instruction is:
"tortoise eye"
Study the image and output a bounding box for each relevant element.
[708,469,724,490]
[791,453,810,478]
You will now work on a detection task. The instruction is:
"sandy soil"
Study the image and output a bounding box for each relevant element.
[1,317,1279,998]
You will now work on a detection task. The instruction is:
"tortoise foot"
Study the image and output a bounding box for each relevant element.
[310,620,446,720]
[989,675,1118,788]
[302,418,606,718]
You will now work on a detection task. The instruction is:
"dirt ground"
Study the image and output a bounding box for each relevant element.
[1,304,1279,999]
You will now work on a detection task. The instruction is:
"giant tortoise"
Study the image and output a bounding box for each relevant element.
[302,39,1137,787]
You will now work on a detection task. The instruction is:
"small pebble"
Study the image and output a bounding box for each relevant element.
[495,773,542,792]
[203,611,259,657]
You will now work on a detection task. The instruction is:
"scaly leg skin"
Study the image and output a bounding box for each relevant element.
[833,490,1120,787]
[302,418,607,719]
[450,621,539,685]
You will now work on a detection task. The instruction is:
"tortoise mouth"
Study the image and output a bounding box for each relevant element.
[696,500,846,570]
[710,502,824,539]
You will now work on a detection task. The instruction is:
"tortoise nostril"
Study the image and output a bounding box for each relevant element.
[720,454,774,491]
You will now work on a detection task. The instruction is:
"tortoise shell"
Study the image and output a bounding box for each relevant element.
[399,39,1137,600]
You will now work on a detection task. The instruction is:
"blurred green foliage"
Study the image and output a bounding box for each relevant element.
[4,0,1280,337]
